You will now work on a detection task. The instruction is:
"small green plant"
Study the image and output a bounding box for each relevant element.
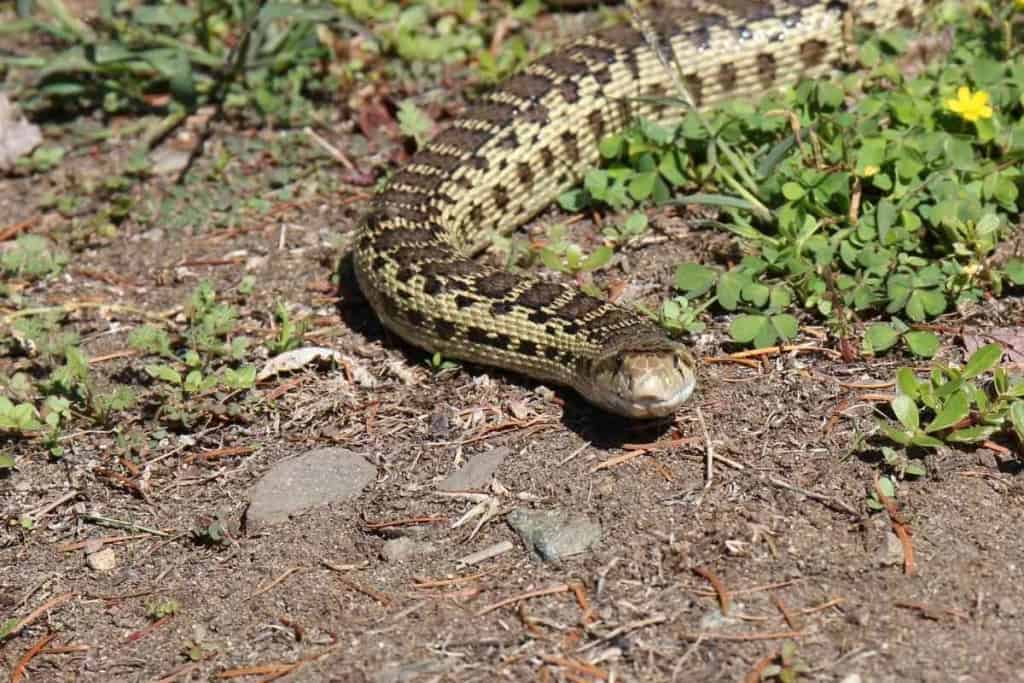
[265,302,308,356]
[396,100,433,147]
[0,234,67,280]
[862,322,941,358]
[653,296,708,335]
[537,224,613,275]
[6,313,79,361]
[0,396,43,433]
[426,351,459,373]
[146,599,180,620]
[602,212,651,246]
[47,346,138,430]
[16,145,66,173]
[0,617,19,638]
[129,324,175,358]
[129,284,258,427]
[192,516,231,546]
[875,343,1024,455]
[760,641,810,682]
[184,281,249,359]
[866,474,898,512]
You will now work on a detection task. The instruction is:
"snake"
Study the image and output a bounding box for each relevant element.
[353,1,922,418]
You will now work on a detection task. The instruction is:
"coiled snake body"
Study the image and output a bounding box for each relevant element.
[353,1,920,417]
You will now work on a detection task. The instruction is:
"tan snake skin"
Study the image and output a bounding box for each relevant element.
[353,1,922,417]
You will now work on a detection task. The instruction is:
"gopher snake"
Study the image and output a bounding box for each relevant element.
[353,1,920,417]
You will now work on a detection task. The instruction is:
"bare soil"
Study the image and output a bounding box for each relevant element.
[2,5,1024,683]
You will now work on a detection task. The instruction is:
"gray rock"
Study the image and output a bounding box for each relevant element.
[506,508,601,561]
[373,660,448,683]
[437,447,509,491]
[381,537,437,563]
[87,547,117,572]
[876,531,905,567]
[246,448,376,526]
[148,147,190,176]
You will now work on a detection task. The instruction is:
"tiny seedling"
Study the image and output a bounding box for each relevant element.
[146,599,180,620]
[537,224,613,275]
[426,351,459,373]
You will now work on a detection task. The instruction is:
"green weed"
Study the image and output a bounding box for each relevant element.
[876,342,1024,451]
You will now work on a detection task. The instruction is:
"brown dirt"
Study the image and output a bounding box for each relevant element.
[3,6,1024,683]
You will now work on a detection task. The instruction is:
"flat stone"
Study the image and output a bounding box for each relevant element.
[381,537,438,563]
[373,660,448,683]
[148,147,190,176]
[87,547,117,572]
[437,447,509,491]
[876,531,905,567]
[506,508,601,562]
[246,448,376,526]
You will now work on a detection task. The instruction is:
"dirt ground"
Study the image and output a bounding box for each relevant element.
[3,5,1024,683]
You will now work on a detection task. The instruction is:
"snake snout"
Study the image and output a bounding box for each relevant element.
[584,345,697,418]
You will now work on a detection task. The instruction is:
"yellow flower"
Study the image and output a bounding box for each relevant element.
[1018,0,1024,9]
[946,86,993,123]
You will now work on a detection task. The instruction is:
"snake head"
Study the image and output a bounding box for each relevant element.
[579,338,696,418]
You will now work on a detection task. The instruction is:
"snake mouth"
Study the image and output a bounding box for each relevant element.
[580,343,697,418]
[617,377,697,418]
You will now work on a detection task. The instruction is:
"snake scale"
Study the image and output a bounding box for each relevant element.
[353,1,921,417]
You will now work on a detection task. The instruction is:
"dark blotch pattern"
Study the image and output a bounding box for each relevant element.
[492,185,510,210]
[757,53,778,86]
[434,318,456,339]
[409,150,463,174]
[561,131,580,163]
[391,169,444,193]
[590,307,636,330]
[490,300,514,316]
[404,309,425,327]
[800,39,828,68]
[474,271,520,298]
[593,68,613,86]
[556,80,580,105]
[517,282,565,309]
[498,132,519,149]
[539,147,555,169]
[423,277,443,296]
[597,24,647,51]
[528,309,551,324]
[419,258,478,279]
[557,293,606,320]
[517,162,534,184]
[569,45,615,65]
[587,110,606,140]
[462,102,520,127]
[465,327,512,351]
[718,62,738,91]
[537,53,589,78]
[433,127,492,154]
[503,73,555,102]
[372,228,438,252]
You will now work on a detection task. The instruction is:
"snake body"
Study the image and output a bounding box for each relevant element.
[353,1,920,417]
